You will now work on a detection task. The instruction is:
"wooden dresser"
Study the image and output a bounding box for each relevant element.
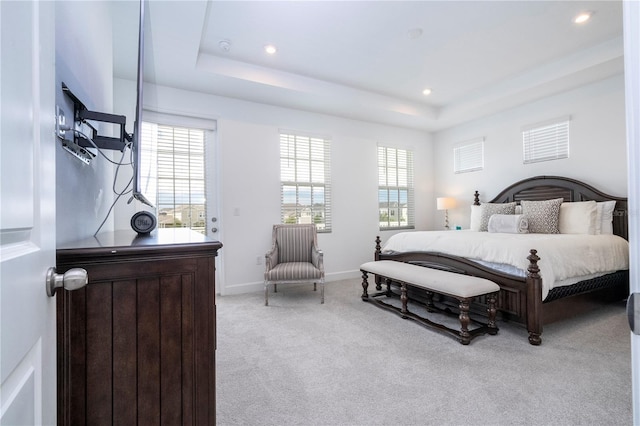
[56,229,222,425]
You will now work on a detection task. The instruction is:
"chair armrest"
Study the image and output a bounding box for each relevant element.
[265,244,278,271]
[311,246,324,272]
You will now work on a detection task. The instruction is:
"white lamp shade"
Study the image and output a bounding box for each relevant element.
[436,197,456,210]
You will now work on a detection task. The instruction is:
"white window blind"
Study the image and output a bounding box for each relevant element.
[141,122,207,234]
[280,132,332,232]
[378,146,414,230]
[454,138,484,173]
[523,117,570,164]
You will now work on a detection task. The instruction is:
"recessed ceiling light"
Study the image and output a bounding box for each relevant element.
[422,88,432,96]
[574,11,593,24]
[264,44,277,55]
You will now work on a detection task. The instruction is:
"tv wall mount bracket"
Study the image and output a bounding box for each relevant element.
[62,82,131,152]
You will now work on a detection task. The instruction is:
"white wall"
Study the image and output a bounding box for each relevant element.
[113,81,434,294]
[55,1,116,244]
[432,74,627,229]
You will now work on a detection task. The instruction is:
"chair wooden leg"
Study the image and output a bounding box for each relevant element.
[274,283,277,293]
[264,282,269,306]
[314,282,317,291]
[320,281,324,304]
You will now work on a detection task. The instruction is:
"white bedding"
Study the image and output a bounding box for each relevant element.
[381,230,629,300]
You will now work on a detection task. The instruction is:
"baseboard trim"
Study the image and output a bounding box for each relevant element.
[219,269,361,296]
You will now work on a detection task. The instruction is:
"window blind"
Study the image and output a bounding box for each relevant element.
[523,118,570,164]
[280,132,332,232]
[378,146,414,230]
[454,138,484,173]
[142,122,207,234]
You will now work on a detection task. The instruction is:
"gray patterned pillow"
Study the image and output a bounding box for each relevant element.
[479,202,517,231]
[520,198,563,234]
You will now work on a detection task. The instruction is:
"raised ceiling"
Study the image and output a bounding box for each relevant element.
[112,1,624,132]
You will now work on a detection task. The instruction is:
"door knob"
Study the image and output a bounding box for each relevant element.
[628,293,639,335]
[46,267,88,297]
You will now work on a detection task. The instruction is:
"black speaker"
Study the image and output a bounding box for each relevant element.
[130,211,157,234]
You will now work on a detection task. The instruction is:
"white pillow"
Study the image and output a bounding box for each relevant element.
[470,205,482,231]
[595,201,616,235]
[558,201,597,234]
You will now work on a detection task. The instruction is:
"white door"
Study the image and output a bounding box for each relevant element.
[205,128,224,294]
[624,2,640,424]
[0,1,56,425]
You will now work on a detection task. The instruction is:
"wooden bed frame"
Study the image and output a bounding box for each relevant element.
[373,175,629,345]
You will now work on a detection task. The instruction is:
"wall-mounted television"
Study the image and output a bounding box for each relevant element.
[130,0,154,208]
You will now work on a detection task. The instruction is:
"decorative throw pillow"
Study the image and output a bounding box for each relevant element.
[487,214,529,234]
[595,200,616,235]
[558,201,597,234]
[479,202,517,232]
[520,198,563,234]
[470,205,482,231]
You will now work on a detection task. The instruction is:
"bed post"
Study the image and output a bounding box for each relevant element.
[526,249,543,345]
[374,236,382,290]
[473,191,480,205]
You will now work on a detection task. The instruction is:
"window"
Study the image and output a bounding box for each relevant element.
[523,117,570,164]
[378,146,414,230]
[454,138,484,173]
[280,132,332,232]
[141,122,207,234]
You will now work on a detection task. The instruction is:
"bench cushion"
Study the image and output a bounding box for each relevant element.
[360,260,499,298]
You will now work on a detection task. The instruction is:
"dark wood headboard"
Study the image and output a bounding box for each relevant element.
[473,175,628,240]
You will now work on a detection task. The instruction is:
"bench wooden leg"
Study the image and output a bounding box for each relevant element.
[361,270,369,299]
[400,282,408,318]
[458,298,472,345]
[487,292,498,335]
[375,275,382,291]
[426,291,435,312]
[385,278,392,296]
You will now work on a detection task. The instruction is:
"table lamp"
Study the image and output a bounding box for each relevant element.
[436,197,456,230]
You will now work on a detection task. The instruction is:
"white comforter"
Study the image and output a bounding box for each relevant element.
[382,231,629,300]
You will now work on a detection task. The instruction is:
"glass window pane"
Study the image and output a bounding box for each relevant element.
[298,186,312,206]
[280,133,331,231]
[312,186,325,205]
[282,185,297,204]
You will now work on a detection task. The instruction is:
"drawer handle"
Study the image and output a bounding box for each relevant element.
[46,267,88,297]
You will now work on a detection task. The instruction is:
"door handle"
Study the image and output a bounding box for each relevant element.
[628,293,639,335]
[46,267,88,297]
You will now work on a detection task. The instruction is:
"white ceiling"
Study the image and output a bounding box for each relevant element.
[112,1,624,132]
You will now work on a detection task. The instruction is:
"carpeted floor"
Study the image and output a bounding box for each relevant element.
[216,278,632,426]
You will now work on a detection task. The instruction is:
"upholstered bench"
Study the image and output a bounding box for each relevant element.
[360,260,500,345]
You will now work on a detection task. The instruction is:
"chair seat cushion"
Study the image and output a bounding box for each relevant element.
[266,262,323,281]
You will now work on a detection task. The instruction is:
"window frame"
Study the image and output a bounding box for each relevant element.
[522,116,570,164]
[279,132,332,233]
[140,121,208,235]
[453,138,484,173]
[378,145,415,231]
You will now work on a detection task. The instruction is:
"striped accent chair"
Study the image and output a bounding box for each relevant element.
[264,224,325,306]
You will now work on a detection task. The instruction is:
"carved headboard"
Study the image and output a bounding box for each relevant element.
[473,176,628,240]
